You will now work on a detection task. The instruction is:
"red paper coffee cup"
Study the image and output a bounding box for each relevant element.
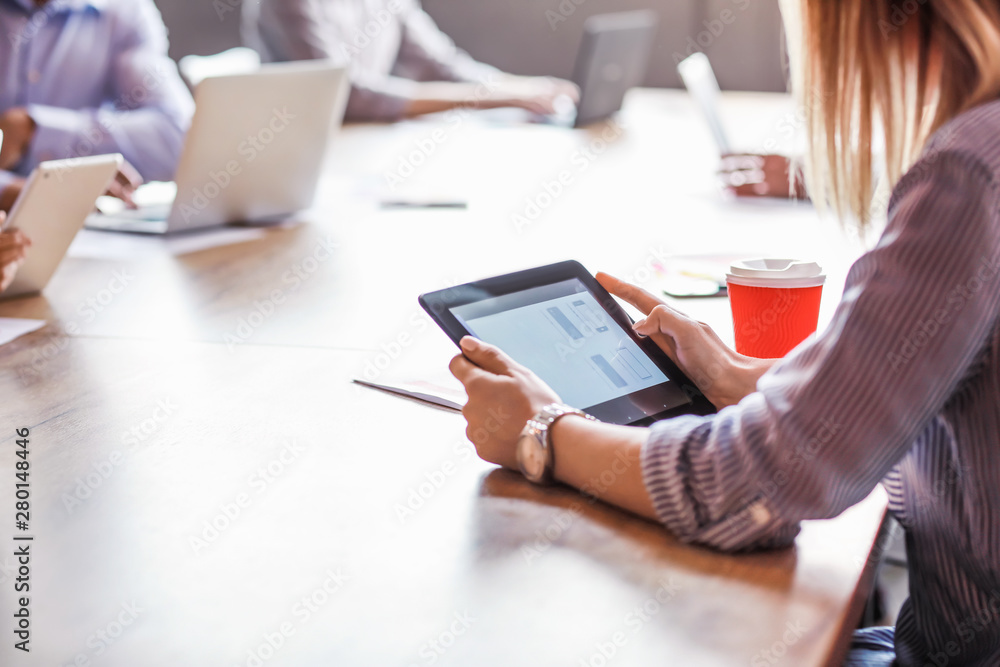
[727,259,826,359]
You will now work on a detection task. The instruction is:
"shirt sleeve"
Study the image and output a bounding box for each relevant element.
[254,0,419,122]
[24,0,193,182]
[392,0,500,84]
[641,150,1000,552]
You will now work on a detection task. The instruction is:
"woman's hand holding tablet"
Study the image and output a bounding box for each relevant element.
[424,261,771,519]
[447,336,562,470]
[596,273,775,410]
[419,260,717,426]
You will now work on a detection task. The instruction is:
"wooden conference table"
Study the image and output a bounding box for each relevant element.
[0,90,886,666]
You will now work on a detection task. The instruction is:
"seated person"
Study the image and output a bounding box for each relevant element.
[449,0,1000,664]
[245,0,578,121]
[0,0,194,211]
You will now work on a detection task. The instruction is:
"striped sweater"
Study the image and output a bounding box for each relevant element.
[643,100,1000,665]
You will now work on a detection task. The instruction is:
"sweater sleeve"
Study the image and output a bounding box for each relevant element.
[642,151,1000,551]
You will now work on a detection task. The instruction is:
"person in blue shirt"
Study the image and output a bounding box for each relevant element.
[0,0,194,211]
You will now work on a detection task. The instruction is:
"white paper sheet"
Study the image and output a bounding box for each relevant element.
[67,227,269,260]
[352,378,465,412]
[0,318,45,346]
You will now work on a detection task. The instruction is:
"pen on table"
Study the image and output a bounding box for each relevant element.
[380,200,468,209]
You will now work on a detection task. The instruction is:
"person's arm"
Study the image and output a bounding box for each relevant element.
[392,2,578,117]
[454,149,1000,551]
[717,154,809,199]
[599,151,1000,550]
[551,415,655,519]
[255,0,577,121]
[254,0,427,121]
[23,0,193,182]
[392,0,499,84]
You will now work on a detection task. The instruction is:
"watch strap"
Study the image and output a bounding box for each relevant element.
[520,403,596,485]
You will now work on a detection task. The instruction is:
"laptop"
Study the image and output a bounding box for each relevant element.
[677,52,733,154]
[87,61,349,234]
[566,10,659,127]
[2,154,123,299]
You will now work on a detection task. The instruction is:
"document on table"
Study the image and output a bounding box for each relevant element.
[67,227,270,260]
[352,377,465,412]
[0,318,45,346]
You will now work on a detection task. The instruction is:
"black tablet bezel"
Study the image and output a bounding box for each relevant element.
[419,260,716,426]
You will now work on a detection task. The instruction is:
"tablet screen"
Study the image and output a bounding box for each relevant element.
[450,278,687,416]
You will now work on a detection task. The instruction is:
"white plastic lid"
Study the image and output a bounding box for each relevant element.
[726,259,826,288]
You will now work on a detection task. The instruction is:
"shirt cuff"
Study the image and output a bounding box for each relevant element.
[24,104,95,166]
[345,78,419,123]
[641,415,800,552]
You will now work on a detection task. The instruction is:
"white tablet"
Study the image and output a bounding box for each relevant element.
[2,154,122,299]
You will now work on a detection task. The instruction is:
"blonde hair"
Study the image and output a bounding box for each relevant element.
[782,0,1000,227]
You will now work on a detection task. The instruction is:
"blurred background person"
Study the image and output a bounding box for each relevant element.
[0,0,194,211]
[244,0,579,122]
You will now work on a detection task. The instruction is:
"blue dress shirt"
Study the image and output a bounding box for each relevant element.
[0,0,193,189]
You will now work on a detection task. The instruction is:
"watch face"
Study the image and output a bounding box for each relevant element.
[517,433,546,481]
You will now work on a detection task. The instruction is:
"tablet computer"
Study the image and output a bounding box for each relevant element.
[419,261,715,426]
[2,154,122,300]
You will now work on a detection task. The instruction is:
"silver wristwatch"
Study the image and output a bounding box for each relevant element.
[516,403,596,485]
